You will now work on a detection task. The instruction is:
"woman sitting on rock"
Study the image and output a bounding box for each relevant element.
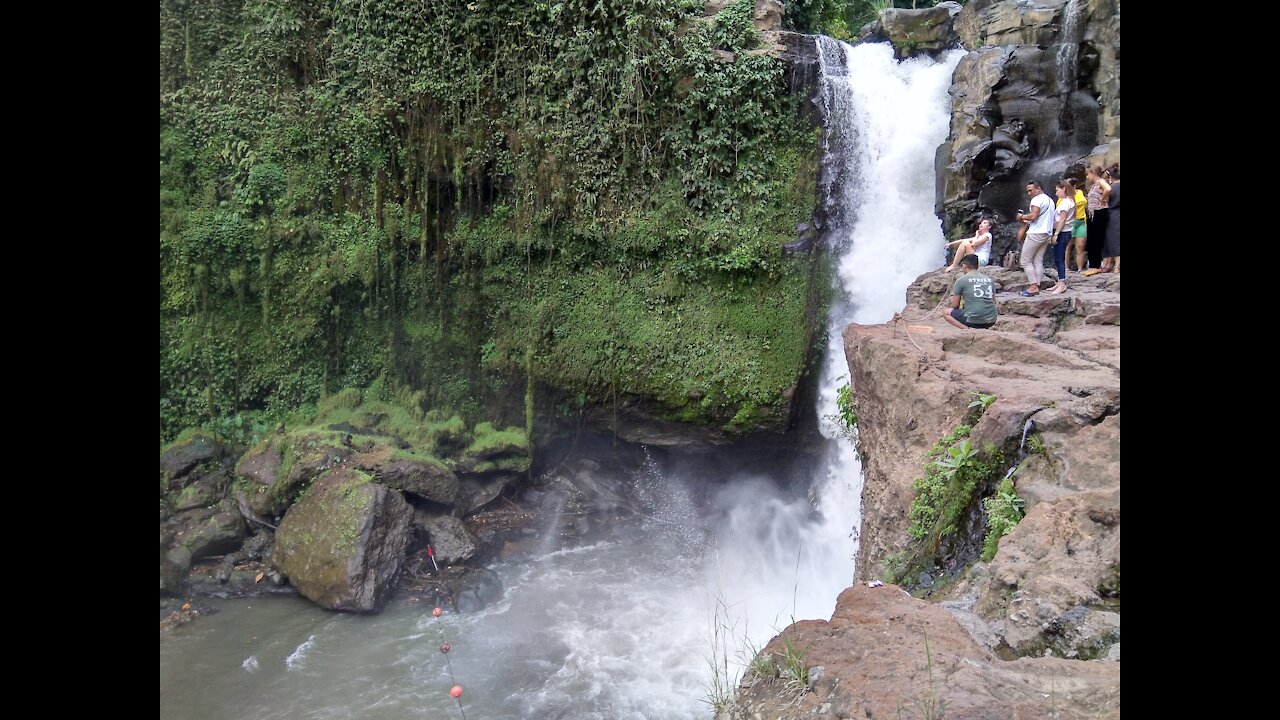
[944,218,993,270]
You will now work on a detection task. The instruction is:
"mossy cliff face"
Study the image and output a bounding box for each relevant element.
[159,0,827,447]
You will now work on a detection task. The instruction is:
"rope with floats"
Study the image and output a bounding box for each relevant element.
[430,604,467,719]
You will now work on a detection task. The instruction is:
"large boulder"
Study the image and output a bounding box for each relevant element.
[160,433,227,484]
[160,497,249,597]
[272,468,413,613]
[453,474,520,516]
[871,2,964,58]
[172,499,248,559]
[161,433,234,517]
[160,435,243,594]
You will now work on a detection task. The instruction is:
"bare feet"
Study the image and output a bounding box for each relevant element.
[1050,283,1067,294]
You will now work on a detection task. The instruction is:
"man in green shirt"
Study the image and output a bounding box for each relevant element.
[942,254,997,329]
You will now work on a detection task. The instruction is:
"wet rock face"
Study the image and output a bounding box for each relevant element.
[415,511,479,566]
[160,434,227,483]
[160,435,246,595]
[379,457,459,504]
[939,0,1119,255]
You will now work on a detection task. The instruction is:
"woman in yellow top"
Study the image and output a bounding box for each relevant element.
[1068,178,1088,272]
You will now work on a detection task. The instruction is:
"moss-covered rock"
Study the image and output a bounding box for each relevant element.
[378,452,459,504]
[161,433,234,521]
[168,498,247,560]
[160,432,227,485]
[454,474,520,516]
[462,422,529,458]
[236,431,352,518]
[271,468,412,613]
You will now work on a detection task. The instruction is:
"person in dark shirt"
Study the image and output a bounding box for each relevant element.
[942,254,997,330]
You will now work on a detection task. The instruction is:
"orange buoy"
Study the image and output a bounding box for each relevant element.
[450,685,463,698]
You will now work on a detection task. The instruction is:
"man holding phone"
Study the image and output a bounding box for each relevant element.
[1014,181,1055,296]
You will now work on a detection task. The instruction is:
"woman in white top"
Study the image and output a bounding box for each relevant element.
[944,218,993,270]
[1049,180,1075,294]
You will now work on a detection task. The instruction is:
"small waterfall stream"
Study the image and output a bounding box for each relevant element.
[1056,0,1081,97]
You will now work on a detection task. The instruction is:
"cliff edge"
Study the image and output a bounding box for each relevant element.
[728,266,1119,719]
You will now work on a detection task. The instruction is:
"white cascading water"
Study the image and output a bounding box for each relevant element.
[812,36,966,449]
[1056,0,1080,97]
[159,39,964,720]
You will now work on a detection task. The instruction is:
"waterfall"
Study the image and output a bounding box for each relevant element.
[810,34,965,572]
[687,44,966,704]
[1056,0,1081,97]
[1053,0,1083,151]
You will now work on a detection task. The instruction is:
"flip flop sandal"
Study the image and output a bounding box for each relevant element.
[1020,289,1039,297]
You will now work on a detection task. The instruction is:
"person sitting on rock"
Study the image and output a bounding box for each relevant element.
[944,218,993,270]
[941,254,997,330]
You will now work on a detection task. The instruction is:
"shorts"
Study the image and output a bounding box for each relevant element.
[951,308,994,329]
[1072,218,1087,239]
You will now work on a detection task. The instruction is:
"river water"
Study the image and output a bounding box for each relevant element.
[160,40,963,720]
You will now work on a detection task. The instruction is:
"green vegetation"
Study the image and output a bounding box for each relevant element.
[703,550,815,712]
[1026,433,1046,455]
[160,0,823,444]
[908,437,990,541]
[836,381,858,428]
[308,390,527,464]
[896,630,950,720]
[778,632,810,696]
[466,421,530,455]
[703,596,739,716]
[886,389,1013,588]
[785,1,943,40]
[980,477,1025,562]
[967,392,996,414]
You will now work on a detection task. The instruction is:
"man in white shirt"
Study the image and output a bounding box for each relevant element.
[1015,181,1055,296]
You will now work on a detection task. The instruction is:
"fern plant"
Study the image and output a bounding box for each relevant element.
[981,478,1025,561]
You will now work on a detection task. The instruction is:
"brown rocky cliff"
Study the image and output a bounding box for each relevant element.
[727,267,1119,718]
[730,583,1119,720]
